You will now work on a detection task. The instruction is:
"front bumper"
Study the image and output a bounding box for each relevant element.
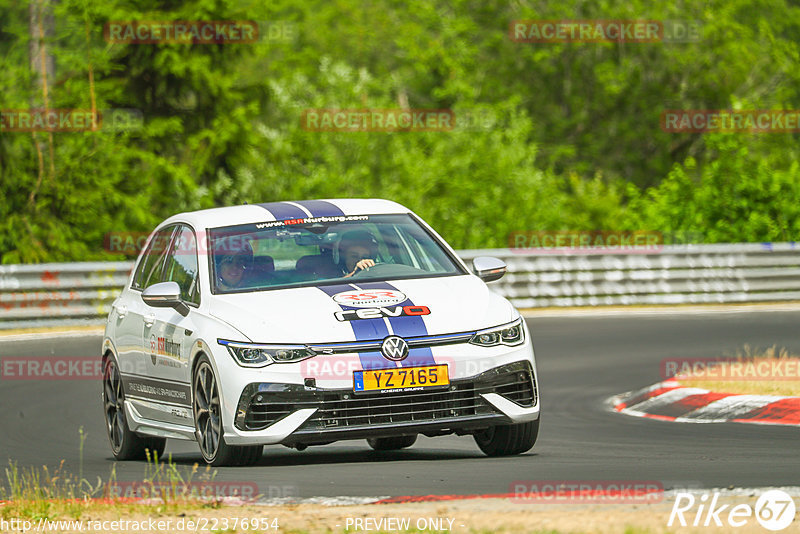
[224,361,538,446]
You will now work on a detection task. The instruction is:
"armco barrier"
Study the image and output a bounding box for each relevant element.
[1,243,799,329]
[0,262,133,329]
[459,243,800,308]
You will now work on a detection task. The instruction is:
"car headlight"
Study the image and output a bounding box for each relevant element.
[218,340,315,368]
[470,318,524,347]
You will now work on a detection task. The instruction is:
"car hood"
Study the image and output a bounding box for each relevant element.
[208,275,516,343]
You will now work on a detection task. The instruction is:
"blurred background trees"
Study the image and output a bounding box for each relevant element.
[2,0,799,262]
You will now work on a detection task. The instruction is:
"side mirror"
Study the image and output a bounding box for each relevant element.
[142,281,190,317]
[472,256,507,282]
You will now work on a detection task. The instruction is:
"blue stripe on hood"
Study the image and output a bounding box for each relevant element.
[355,281,436,368]
[317,284,396,370]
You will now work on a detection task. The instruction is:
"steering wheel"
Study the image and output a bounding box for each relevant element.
[349,262,390,279]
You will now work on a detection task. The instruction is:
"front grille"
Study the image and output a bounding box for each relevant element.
[490,368,536,407]
[235,361,536,432]
[246,402,294,429]
[305,381,486,430]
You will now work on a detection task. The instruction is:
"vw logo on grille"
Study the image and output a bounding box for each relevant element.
[381,336,409,361]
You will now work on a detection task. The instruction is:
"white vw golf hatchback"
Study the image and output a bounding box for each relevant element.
[102,199,540,465]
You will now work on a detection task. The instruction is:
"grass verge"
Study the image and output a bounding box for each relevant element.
[676,345,800,396]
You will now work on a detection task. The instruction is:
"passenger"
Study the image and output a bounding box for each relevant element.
[214,238,253,290]
[216,254,249,290]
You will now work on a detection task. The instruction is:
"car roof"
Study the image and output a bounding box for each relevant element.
[162,198,411,229]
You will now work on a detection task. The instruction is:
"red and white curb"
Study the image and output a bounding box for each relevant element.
[254,487,800,505]
[7,489,800,507]
[610,378,800,426]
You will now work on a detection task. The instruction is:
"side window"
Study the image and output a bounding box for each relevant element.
[163,225,200,305]
[132,226,176,290]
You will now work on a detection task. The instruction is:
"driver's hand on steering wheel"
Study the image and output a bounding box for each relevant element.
[344,259,376,277]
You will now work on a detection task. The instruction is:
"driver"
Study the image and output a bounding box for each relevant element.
[338,230,379,278]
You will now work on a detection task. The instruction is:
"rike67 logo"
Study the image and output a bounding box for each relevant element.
[668,490,796,531]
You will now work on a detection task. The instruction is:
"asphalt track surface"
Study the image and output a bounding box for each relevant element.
[1,311,799,498]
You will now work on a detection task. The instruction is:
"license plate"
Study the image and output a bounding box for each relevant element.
[353,364,449,393]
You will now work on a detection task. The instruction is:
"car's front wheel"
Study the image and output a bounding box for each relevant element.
[473,418,539,456]
[366,434,417,451]
[192,356,262,467]
[103,355,166,461]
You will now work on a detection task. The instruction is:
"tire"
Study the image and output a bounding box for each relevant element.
[103,355,166,461]
[474,418,539,456]
[367,434,417,451]
[192,355,262,466]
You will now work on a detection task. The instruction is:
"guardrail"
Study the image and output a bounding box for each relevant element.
[0,262,133,329]
[459,243,800,308]
[1,243,799,329]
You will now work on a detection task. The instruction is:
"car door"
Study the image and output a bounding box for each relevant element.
[139,224,199,426]
[116,225,177,383]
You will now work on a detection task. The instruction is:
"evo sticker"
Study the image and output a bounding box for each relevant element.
[318,284,394,371]
[334,305,430,322]
[355,281,437,367]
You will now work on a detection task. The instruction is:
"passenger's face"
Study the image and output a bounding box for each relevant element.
[344,245,371,271]
[220,257,246,286]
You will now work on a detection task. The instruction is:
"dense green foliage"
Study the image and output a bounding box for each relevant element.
[1,0,799,262]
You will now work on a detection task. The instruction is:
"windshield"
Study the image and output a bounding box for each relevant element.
[208,214,465,293]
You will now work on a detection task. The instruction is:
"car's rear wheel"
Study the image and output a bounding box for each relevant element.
[193,356,261,466]
[473,418,539,456]
[366,434,417,451]
[103,355,166,461]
